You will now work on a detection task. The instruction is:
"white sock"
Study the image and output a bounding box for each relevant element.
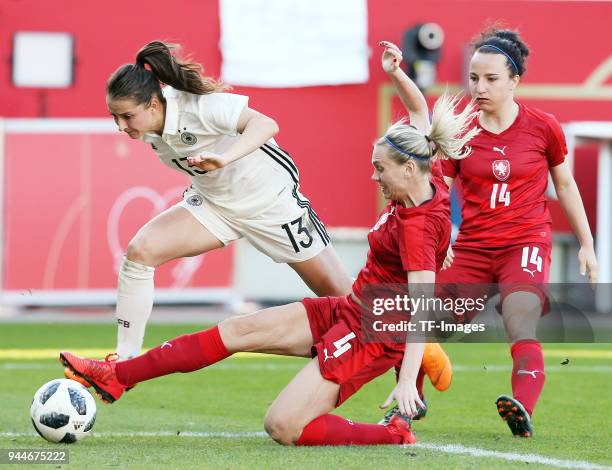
[115,256,155,359]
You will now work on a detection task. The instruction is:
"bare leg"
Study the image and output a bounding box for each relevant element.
[264,359,339,445]
[289,245,353,297]
[219,302,314,357]
[126,206,223,267]
[100,302,316,390]
[502,291,541,343]
[263,358,412,446]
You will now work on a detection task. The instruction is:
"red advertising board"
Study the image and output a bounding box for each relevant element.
[2,122,233,294]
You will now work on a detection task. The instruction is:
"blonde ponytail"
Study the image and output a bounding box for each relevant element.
[428,93,480,160]
[377,93,479,172]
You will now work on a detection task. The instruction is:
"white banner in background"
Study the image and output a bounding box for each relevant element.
[219,0,369,87]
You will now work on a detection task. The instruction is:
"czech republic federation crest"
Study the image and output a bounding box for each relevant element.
[492,160,510,181]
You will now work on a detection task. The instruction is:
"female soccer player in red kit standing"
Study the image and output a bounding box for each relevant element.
[437,28,598,437]
[59,44,480,447]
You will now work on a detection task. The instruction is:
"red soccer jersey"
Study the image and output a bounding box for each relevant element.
[441,102,566,248]
[352,177,451,300]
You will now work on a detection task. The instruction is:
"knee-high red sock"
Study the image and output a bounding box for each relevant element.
[510,339,545,416]
[295,414,402,446]
[115,326,230,387]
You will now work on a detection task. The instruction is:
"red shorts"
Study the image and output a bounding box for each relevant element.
[436,242,551,319]
[302,295,404,406]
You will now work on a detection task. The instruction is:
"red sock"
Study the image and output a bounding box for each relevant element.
[510,339,545,416]
[295,414,401,446]
[115,326,230,387]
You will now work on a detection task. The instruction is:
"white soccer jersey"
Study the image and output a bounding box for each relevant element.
[142,87,297,217]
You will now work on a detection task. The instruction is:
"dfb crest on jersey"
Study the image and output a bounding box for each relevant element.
[187,194,204,206]
[180,132,197,146]
[492,160,510,181]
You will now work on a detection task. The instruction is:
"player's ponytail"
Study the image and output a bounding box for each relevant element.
[107,41,227,106]
[428,93,480,161]
[135,41,226,95]
[377,93,479,172]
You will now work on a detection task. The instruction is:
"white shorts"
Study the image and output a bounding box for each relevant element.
[177,185,330,263]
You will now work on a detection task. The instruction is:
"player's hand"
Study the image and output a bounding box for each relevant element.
[442,244,454,270]
[187,153,227,171]
[578,245,598,288]
[380,378,425,418]
[379,41,402,74]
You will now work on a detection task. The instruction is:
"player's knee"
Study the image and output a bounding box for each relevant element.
[218,315,261,349]
[502,293,541,342]
[503,292,541,314]
[125,237,161,266]
[263,413,299,446]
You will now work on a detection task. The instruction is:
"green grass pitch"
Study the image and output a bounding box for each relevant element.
[0,323,610,469]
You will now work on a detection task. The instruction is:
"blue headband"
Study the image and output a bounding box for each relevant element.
[384,136,430,160]
[479,44,519,74]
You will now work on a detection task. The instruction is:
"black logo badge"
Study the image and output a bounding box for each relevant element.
[181,132,197,146]
[187,194,204,206]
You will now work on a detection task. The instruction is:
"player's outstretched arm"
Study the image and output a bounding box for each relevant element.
[381,341,426,418]
[380,270,435,417]
[187,107,279,171]
[550,162,598,286]
[380,41,430,134]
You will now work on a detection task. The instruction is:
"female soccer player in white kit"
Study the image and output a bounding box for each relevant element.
[103,41,352,359]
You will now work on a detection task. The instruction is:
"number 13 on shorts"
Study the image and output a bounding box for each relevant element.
[281,215,313,253]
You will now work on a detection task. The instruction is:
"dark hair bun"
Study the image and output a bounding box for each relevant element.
[472,28,530,76]
[493,30,530,59]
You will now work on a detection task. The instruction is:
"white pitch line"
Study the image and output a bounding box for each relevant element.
[414,443,611,470]
[0,432,609,469]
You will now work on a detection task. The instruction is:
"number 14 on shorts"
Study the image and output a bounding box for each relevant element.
[323,332,356,362]
[521,246,542,276]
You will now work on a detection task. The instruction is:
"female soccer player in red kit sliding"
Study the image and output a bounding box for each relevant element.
[59,44,480,447]
[438,28,598,437]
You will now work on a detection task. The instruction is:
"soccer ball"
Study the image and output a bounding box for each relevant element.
[30,379,97,443]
